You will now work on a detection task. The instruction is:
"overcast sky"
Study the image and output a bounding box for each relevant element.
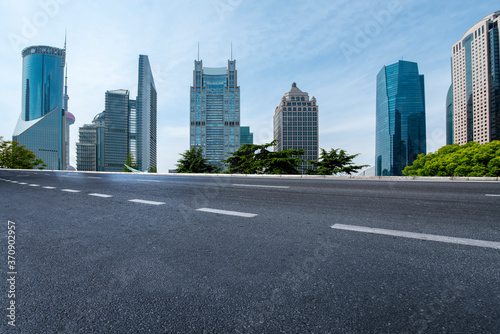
[0,0,498,172]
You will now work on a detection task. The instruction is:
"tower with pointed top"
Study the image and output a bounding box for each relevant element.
[273,83,319,174]
[13,44,67,170]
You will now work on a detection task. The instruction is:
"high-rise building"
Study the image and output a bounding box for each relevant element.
[104,90,130,172]
[451,11,500,145]
[76,112,105,171]
[376,60,426,176]
[273,83,319,174]
[190,59,240,170]
[135,55,157,171]
[240,126,253,145]
[13,45,68,170]
[446,84,454,145]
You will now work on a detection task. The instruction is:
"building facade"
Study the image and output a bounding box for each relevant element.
[446,84,454,145]
[76,112,105,171]
[104,90,130,172]
[376,60,426,176]
[135,55,157,171]
[240,126,253,145]
[451,11,500,145]
[13,45,68,170]
[273,83,319,174]
[190,60,240,170]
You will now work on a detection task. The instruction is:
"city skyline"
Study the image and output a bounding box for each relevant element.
[1,1,499,173]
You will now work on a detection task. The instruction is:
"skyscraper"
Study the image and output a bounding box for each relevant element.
[376,60,426,176]
[451,11,500,145]
[446,84,454,146]
[190,59,240,169]
[135,55,157,171]
[13,45,67,170]
[273,83,319,174]
[76,112,105,171]
[104,90,129,172]
[240,126,253,145]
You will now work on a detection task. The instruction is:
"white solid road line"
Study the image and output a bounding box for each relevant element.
[87,176,102,179]
[331,224,500,250]
[61,189,81,193]
[89,193,113,198]
[129,199,165,205]
[43,186,56,189]
[232,184,290,189]
[196,208,258,218]
[137,179,162,183]
[486,194,500,197]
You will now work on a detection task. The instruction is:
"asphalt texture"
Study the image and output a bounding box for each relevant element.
[0,169,499,333]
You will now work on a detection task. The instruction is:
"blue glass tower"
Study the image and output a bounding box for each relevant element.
[190,60,240,169]
[446,84,454,146]
[104,90,129,172]
[376,60,426,176]
[13,45,66,170]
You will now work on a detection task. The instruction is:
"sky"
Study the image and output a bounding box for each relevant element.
[0,0,499,173]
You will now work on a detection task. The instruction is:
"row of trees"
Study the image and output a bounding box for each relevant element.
[0,137,46,169]
[403,141,500,177]
[176,141,368,175]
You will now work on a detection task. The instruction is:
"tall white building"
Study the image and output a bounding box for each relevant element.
[451,11,500,145]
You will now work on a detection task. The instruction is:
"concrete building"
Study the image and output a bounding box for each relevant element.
[451,11,500,145]
[273,83,319,174]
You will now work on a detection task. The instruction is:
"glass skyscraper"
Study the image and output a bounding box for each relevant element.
[136,55,157,171]
[76,112,105,171]
[376,60,426,176]
[451,11,500,144]
[446,84,454,146]
[273,83,319,174]
[240,126,253,145]
[190,60,240,170]
[104,90,130,172]
[13,45,67,170]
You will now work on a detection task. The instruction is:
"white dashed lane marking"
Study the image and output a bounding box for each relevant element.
[486,194,500,197]
[89,193,113,198]
[331,224,500,250]
[43,186,56,189]
[196,208,258,218]
[129,199,165,205]
[29,184,40,187]
[61,189,81,193]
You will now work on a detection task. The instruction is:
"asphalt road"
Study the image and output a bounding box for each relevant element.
[0,170,499,333]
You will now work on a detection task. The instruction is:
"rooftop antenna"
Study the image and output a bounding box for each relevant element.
[231,42,233,61]
[197,42,200,61]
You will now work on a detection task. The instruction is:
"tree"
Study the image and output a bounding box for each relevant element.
[0,138,46,169]
[224,141,304,174]
[403,141,500,177]
[306,148,368,175]
[176,147,217,173]
[124,152,138,172]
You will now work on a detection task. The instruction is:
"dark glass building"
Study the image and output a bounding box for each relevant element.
[136,55,157,171]
[13,45,67,170]
[190,60,240,170]
[240,126,253,145]
[446,84,454,146]
[273,83,319,174]
[104,90,130,172]
[376,60,426,176]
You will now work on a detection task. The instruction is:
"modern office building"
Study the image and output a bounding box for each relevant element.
[273,83,319,174]
[13,45,68,170]
[135,55,157,171]
[446,84,454,145]
[190,59,240,169]
[104,90,130,172]
[376,60,426,176]
[240,126,253,145]
[76,112,105,171]
[451,11,500,145]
